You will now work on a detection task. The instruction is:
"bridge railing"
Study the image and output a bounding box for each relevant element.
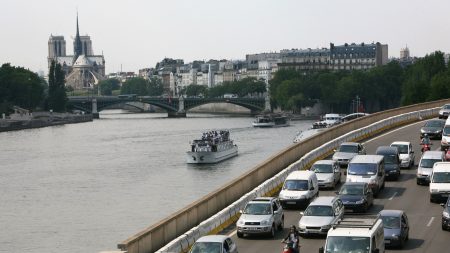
[117,99,450,253]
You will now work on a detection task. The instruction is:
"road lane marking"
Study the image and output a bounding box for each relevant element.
[228,230,236,237]
[363,120,426,144]
[389,192,397,200]
[427,217,435,227]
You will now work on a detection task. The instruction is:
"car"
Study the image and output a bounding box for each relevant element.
[236,197,284,238]
[390,141,415,169]
[420,119,445,139]
[346,155,385,197]
[309,160,341,189]
[336,182,373,213]
[416,151,445,185]
[439,104,450,119]
[278,171,319,209]
[376,146,401,180]
[332,142,366,167]
[189,235,238,253]
[441,197,450,230]
[298,196,344,237]
[442,120,450,151]
[429,162,450,203]
[379,210,410,248]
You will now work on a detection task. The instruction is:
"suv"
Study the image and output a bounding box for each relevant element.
[298,196,344,236]
[236,197,284,238]
[439,104,450,119]
[332,142,366,167]
[390,141,415,169]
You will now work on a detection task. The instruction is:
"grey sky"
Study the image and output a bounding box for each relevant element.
[1,0,449,74]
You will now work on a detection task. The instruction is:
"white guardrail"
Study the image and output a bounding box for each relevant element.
[156,108,439,253]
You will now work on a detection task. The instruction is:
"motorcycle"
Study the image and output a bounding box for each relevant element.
[281,240,300,253]
[445,148,450,161]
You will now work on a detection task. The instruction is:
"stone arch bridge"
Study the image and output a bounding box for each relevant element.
[67,96,270,118]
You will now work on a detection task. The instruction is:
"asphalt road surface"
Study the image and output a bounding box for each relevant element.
[222,120,449,253]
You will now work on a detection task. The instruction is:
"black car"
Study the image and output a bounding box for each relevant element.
[420,119,445,139]
[336,182,373,213]
[376,146,401,180]
[441,197,450,230]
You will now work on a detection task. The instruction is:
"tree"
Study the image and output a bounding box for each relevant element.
[185,84,207,97]
[120,77,148,95]
[147,77,164,96]
[47,60,67,112]
[98,78,120,95]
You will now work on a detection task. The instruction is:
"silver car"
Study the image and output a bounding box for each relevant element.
[332,142,366,167]
[439,104,450,119]
[189,235,238,253]
[310,160,341,189]
[236,197,284,238]
[298,196,344,236]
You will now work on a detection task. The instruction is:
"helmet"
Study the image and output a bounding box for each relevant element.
[424,134,428,137]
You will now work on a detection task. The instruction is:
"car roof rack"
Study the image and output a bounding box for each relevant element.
[332,214,380,229]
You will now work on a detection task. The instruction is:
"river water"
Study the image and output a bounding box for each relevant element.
[0,110,313,253]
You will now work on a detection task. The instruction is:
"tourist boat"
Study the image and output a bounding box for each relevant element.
[311,113,343,129]
[252,114,290,127]
[186,130,238,164]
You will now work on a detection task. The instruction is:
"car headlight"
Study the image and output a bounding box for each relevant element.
[278,193,285,199]
[439,111,444,115]
[443,211,450,218]
[237,219,244,226]
[436,130,442,133]
[355,199,365,204]
[420,129,426,133]
[260,219,270,226]
[391,234,399,239]
[321,224,331,230]
[443,139,448,144]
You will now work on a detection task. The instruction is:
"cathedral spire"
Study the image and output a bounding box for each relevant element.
[73,12,83,63]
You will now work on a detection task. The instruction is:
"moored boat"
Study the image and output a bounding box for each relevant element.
[186,130,238,164]
[252,114,290,128]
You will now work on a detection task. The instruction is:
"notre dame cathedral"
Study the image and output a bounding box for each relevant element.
[47,15,106,90]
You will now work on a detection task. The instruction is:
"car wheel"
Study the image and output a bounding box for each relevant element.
[278,217,284,231]
[442,224,447,231]
[237,231,243,238]
[363,203,369,213]
[416,179,420,185]
[381,181,385,189]
[269,225,275,238]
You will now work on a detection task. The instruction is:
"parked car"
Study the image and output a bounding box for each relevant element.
[189,235,238,253]
[236,197,284,238]
[390,141,415,169]
[310,160,341,189]
[336,182,373,213]
[298,196,344,237]
[441,196,450,230]
[379,210,410,248]
[332,142,366,167]
[420,119,445,139]
[439,103,450,119]
[376,146,401,180]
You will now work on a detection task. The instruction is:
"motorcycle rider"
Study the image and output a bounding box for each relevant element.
[421,134,431,152]
[282,225,300,253]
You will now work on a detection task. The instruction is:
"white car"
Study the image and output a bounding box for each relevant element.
[189,235,238,253]
[310,160,341,189]
[298,196,344,236]
[332,142,366,167]
[236,197,284,238]
[390,141,415,169]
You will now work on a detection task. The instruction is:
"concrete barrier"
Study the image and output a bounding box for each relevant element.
[118,99,450,253]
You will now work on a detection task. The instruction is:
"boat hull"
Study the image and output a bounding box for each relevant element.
[186,146,238,164]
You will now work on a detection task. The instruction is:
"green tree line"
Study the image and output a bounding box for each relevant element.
[270,51,450,113]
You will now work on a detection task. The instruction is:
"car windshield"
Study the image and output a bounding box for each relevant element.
[304,205,334,216]
[243,203,272,215]
[339,185,364,195]
[190,242,222,253]
[311,164,333,173]
[420,159,441,168]
[444,105,450,109]
[338,145,358,153]
[384,154,398,164]
[391,144,408,154]
[348,163,377,175]
[425,121,444,127]
[283,180,309,191]
[443,127,450,136]
[432,172,450,183]
[381,215,400,229]
[325,236,370,253]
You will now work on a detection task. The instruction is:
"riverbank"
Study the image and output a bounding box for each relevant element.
[0,113,93,132]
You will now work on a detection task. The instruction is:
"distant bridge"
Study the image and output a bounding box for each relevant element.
[67,96,270,117]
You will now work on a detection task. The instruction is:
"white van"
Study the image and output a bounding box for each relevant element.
[346,155,385,197]
[417,151,444,185]
[319,215,384,253]
[441,119,450,151]
[429,162,450,203]
[279,171,319,208]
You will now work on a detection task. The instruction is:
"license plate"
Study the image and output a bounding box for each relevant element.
[287,201,296,204]
[246,227,259,231]
[384,240,390,243]
[345,209,354,212]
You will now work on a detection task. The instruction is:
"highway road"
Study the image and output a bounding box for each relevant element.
[223,119,449,253]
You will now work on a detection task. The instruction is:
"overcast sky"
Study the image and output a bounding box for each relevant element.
[1,0,450,74]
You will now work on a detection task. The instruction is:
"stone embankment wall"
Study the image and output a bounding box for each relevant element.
[0,113,93,132]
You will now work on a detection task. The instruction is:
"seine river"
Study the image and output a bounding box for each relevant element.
[0,110,313,253]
